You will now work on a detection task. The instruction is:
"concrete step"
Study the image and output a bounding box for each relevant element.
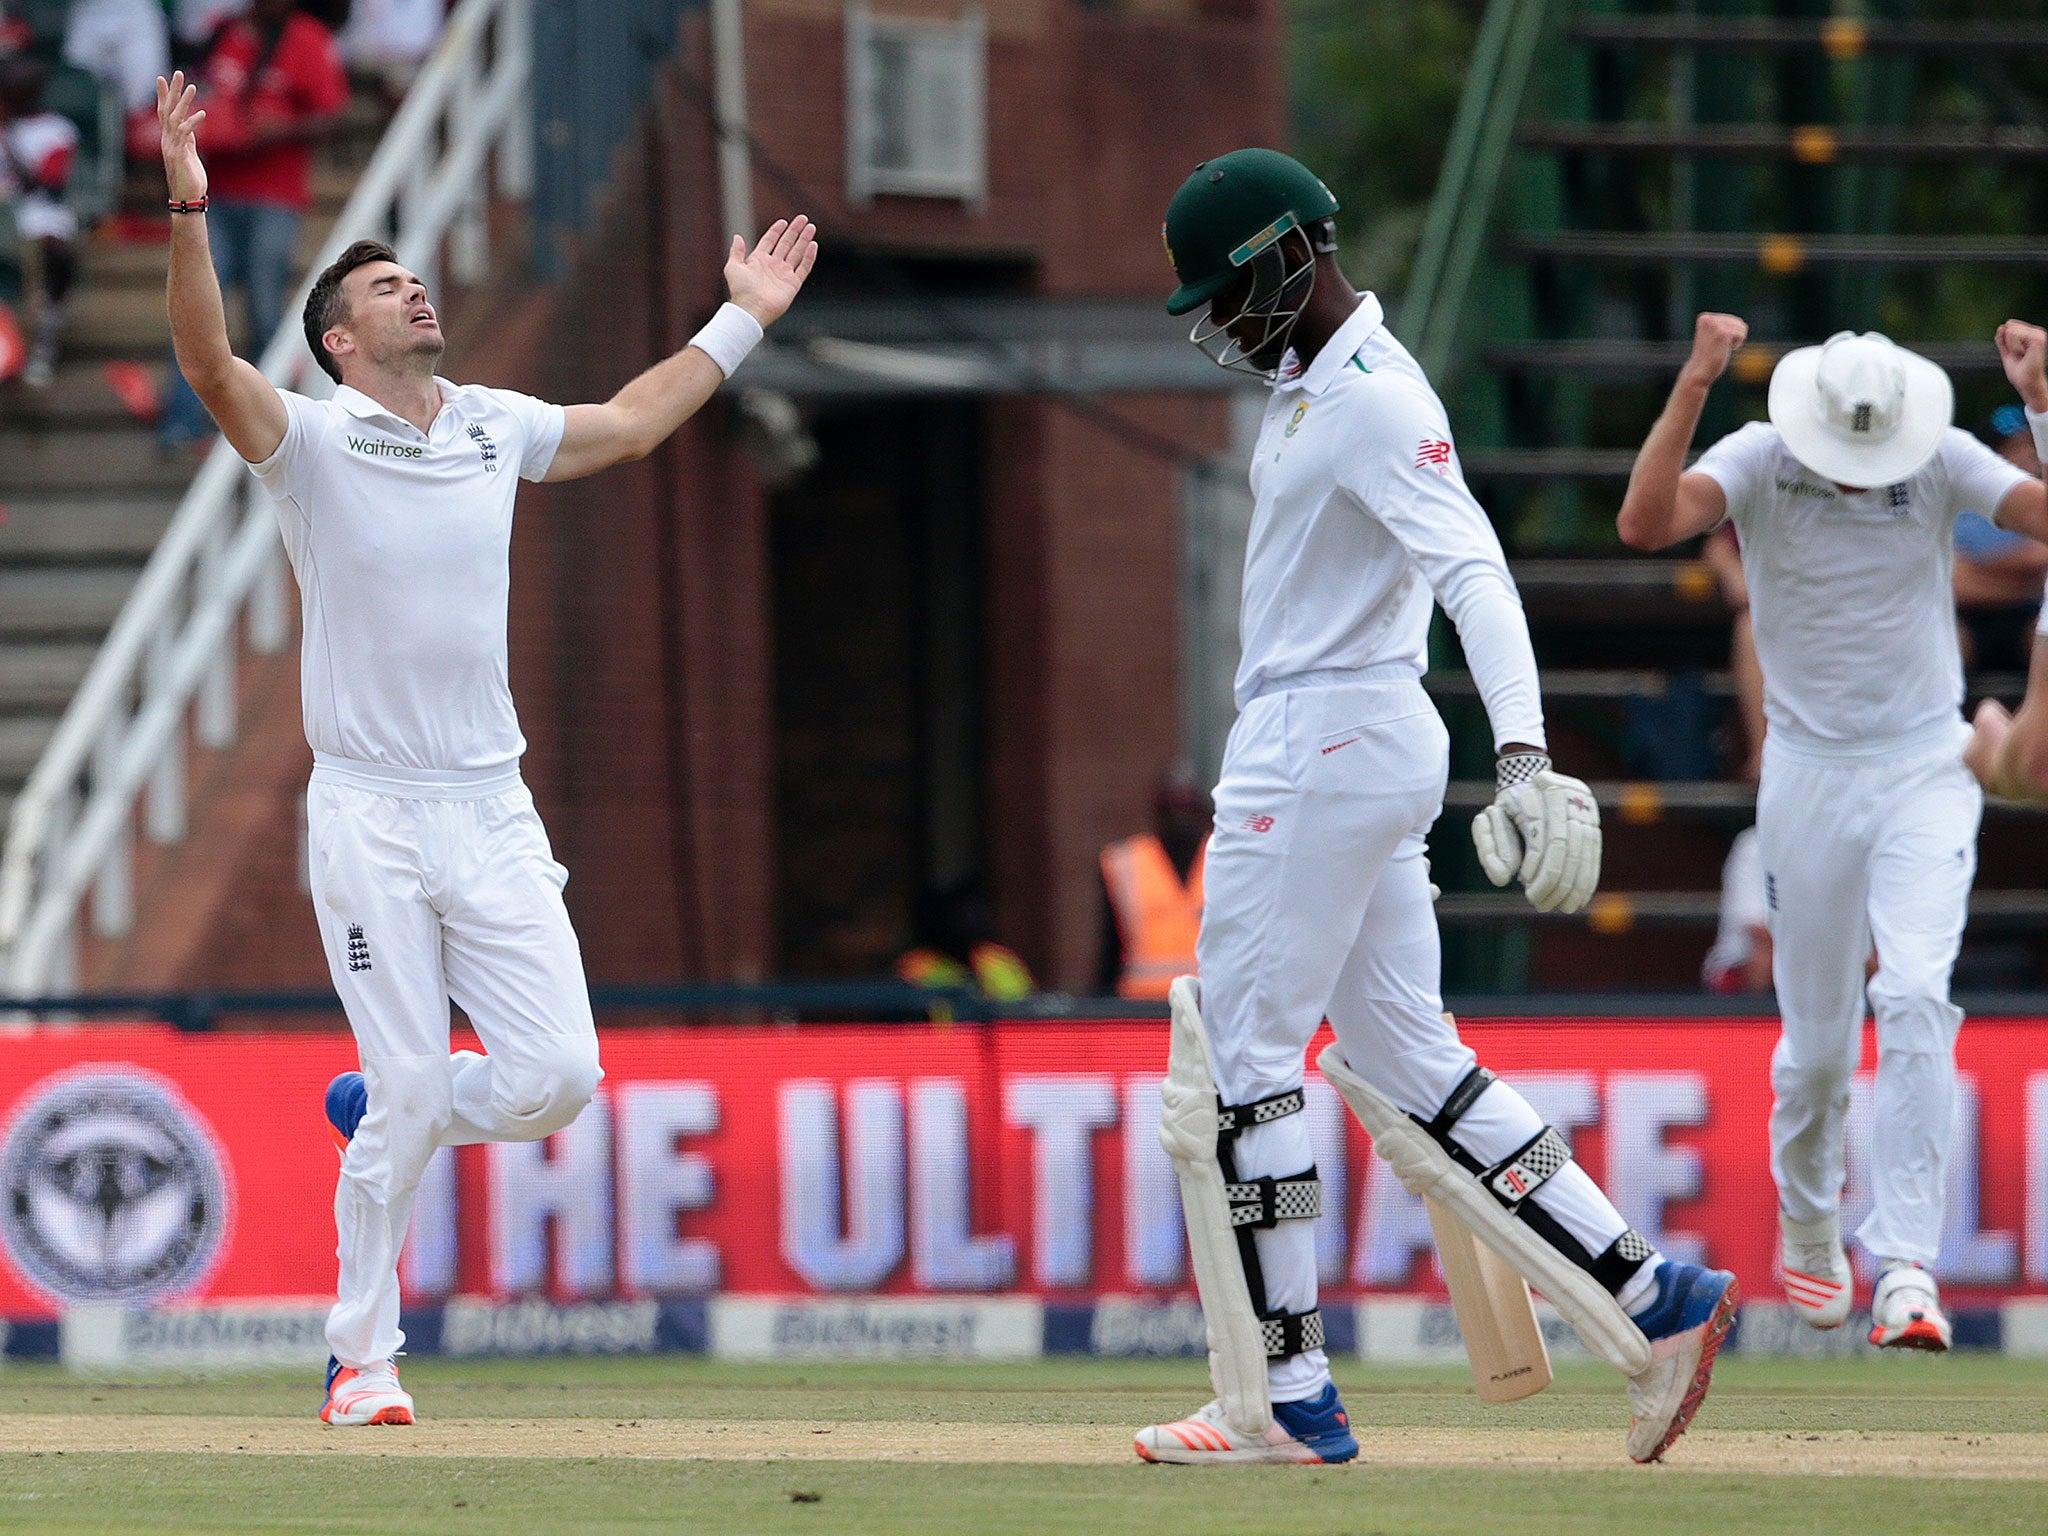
[0,567,139,638]
[0,715,56,786]
[0,430,193,494]
[0,643,95,710]
[84,221,346,291]
[63,287,179,357]
[0,497,177,564]
[0,360,170,428]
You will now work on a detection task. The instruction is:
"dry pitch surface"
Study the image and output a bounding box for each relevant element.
[1,1355,2043,1534]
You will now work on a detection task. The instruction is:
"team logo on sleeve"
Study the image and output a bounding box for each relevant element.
[466,422,499,473]
[1416,437,1454,475]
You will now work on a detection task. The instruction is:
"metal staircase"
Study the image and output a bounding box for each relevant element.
[1404,0,2048,991]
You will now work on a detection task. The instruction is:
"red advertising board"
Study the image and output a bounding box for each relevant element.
[2,1019,2044,1319]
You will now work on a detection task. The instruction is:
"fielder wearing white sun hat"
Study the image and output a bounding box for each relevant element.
[1766,330,1954,487]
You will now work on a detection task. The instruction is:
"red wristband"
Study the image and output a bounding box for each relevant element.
[168,196,209,214]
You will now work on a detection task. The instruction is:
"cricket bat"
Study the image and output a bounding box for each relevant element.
[1425,1196,1552,1401]
[1426,1011,1552,1403]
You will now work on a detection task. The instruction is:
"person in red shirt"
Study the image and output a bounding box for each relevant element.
[161,0,347,448]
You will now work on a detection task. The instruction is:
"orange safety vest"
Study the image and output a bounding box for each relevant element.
[1101,833,1204,1000]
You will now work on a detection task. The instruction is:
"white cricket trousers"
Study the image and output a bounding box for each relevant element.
[1197,671,1645,1402]
[1756,727,1980,1266]
[308,755,602,1368]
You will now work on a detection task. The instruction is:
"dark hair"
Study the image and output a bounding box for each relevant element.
[303,239,398,383]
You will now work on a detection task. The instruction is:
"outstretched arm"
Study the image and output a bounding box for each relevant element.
[159,72,287,463]
[545,217,819,482]
[1615,313,1746,551]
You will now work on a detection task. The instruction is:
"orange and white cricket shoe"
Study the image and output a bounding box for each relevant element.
[320,1358,415,1426]
[1869,1262,1952,1352]
[1778,1209,1852,1330]
[1134,1385,1357,1465]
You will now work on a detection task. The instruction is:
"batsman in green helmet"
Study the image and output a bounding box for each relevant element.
[1162,148,1340,379]
[1136,149,1737,1470]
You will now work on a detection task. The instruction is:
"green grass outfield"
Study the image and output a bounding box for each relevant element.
[0,1355,2044,1535]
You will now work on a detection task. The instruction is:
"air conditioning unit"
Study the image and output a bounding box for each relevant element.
[845,3,988,206]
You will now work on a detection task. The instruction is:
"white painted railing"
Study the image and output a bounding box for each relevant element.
[0,0,533,995]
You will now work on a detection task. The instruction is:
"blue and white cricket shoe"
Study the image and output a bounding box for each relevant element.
[324,1071,367,1150]
[1623,1260,1739,1463]
[1134,1383,1358,1465]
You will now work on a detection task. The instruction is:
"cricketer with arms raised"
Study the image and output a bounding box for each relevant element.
[1135,150,1738,1468]
[156,73,817,1426]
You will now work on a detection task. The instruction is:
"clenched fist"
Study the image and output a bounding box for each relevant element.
[1682,312,1749,388]
[1996,319,2048,414]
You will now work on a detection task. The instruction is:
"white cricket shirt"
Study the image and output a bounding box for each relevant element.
[1691,421,2031,755]
[250,379,565,773]
[1237,292,1545,749]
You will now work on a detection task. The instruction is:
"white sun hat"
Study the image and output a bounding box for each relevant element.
[1766,330,1953,487]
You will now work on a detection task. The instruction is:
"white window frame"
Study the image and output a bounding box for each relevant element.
[845,2,988,207]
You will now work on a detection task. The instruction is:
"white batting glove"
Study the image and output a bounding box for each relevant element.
[1471,752,1602,914]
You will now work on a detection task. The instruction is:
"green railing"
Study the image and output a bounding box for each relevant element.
[1397,0,1552,382]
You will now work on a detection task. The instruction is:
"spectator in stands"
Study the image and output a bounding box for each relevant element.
[338,0,446,97]
[0,53,79,388]
[896,883,1035,1009]
[159,0,347,452]
[174,2,251,53]
[1097,770,1208,998]
[63,0,170,118]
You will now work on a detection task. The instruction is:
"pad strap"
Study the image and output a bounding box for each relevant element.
[1590,1228,1657,1291]
[1423,1066,1496,1139]
[1225,1170,1322,1229]
[1481,1126,1571,1209]
[1412,1068,1651,1299]
[1213,1086,1314,1358]
[1258,1308,1325,1360]
[1216,1087,1305,1138]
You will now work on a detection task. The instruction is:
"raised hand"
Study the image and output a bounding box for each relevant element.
[1683,312,1750,387]
[156,72,207,204]
[1996,319,2048,413]
[724,216,818,328]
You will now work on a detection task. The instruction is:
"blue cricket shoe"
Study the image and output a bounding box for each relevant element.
[1135,1381,1358,1464]
[1624,1259,1739,1463]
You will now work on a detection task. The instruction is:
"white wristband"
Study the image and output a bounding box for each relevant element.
[688,302,764,379]
[2027,404,2048,468]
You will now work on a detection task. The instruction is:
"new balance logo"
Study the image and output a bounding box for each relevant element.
[347,435,422,459]
[1241,814,1276,834]
[346,924,373,973]
[1415,438,1453,475]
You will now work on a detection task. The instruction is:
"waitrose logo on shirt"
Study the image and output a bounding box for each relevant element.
[348,435,423,459]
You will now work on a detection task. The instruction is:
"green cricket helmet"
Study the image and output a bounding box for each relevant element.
[1163,149,1339,315]
[1162,149,1340,377]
